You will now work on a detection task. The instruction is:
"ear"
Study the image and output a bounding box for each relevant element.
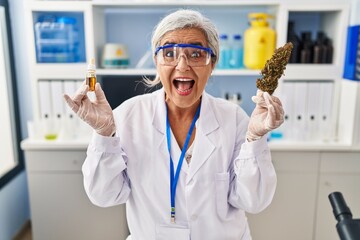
[211,61,216,71]
[154,56,158,67]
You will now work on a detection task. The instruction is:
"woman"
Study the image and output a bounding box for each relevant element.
[64,9,284,240]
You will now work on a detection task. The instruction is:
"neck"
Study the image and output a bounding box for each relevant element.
[166,98,201,150]
[166,99,201,121]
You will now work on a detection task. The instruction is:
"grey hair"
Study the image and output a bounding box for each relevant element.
[144,9,219,87]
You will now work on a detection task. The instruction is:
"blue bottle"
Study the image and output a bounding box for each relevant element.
[230,34,244,69]
[217,34,231,69]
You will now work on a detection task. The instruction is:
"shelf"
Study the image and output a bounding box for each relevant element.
[34,63,87,79]
[21,137,360,152]
[283,64,341,80]
[21,138,89,150]
[31,64,340,80]
[96,68,156,76]
[92,1,279,7]
[269,141,360,151]
[96,68,261,77]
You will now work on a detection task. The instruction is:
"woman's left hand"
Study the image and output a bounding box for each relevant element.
[246,90,284,141]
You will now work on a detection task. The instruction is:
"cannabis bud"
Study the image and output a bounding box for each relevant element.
[256,42,293,95]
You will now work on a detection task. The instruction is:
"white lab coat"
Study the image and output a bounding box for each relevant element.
[82,88,277,240]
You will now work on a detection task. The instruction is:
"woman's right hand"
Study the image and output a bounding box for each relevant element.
[64,82,116,137]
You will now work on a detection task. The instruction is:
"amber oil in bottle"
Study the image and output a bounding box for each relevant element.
[86,58,96,91]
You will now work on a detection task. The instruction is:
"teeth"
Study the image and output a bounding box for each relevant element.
[175,78,193,81]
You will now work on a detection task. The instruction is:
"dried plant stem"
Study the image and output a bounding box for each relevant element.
[256,42,293,95]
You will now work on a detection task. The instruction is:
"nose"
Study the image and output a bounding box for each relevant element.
[175,54,190,71]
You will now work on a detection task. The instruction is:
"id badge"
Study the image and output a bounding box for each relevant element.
[156,224,190,240]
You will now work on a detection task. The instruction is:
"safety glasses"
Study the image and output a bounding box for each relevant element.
[155,44,214,67]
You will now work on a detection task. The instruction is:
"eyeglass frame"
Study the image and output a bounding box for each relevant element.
[154,43,215,67]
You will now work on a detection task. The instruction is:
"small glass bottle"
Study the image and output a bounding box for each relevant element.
[86,58,96,91]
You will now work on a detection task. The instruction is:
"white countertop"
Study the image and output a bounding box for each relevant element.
[20,138,360,152]
[21,138,90,150]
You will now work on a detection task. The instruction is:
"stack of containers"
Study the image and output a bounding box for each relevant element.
[34,15,80,63]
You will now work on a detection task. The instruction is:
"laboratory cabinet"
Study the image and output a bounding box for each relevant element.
[21,141,360,240]
[247,149,360,240]
[22,140,129,240]
[247,151,320,240]
[314,152,360,240]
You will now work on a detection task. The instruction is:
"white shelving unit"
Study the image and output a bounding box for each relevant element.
[23,0,357,147]
[22,1,360,240]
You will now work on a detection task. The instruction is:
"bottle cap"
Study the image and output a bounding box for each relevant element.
[87,58,96,71]
[234,34,242,40]
[219,34,228,40]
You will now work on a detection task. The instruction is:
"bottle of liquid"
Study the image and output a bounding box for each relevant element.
[244,13,276,70]
[230,34,244,69]
[86,58,96,91]
[217,34,231,69]
[300,32,313,63]
[323,38,334,64]
[287,21,301,63]
[313,31,326,64]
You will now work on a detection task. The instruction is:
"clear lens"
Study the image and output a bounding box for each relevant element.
[157,46,211,67]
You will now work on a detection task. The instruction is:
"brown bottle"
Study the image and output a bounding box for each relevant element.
[86,58,96,91]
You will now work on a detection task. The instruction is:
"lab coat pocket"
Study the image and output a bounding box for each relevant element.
[156,224,190,240]
[215,172,230,220]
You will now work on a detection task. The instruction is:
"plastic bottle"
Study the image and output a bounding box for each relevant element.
[86,58,96,91]
[217,34,231,69]
[230,34,244,69]
[244,13,276,70]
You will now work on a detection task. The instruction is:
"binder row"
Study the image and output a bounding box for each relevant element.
[272,80,335,142]
[37,80,92,140]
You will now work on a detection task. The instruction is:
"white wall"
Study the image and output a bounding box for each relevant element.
[0,0,32,238]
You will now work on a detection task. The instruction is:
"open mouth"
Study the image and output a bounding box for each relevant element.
[173,78,195,95]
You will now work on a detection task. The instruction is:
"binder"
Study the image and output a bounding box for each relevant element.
[61,80,78,140]
[38,80,52,119]
[63,80,77,118]
[319,81,334,141]
[274,81,295,141]
[306,82,321,141]
[50,80,65,120]
[293,81,308,141]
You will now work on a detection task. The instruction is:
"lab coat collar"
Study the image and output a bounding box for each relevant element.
[151,88,219,135]
[152,88,219,183]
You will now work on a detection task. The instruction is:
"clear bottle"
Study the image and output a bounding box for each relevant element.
[230,34,244,69]
[86,58,96,91]
[217,34,231,69]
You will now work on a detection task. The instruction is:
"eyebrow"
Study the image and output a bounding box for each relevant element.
[162,41,204,46]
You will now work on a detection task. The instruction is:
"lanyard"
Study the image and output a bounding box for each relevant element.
[166,104,201,223]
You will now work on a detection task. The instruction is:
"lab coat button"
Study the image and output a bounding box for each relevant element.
[191,214,197,221]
